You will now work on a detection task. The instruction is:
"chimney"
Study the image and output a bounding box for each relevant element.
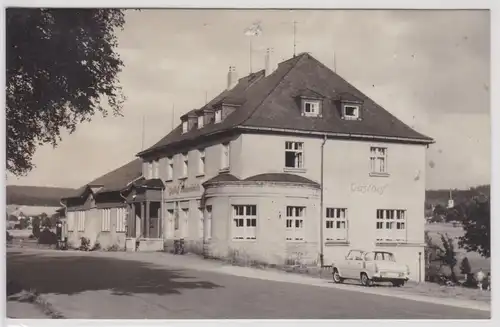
[227,66,238,90]
[265,48,274,76]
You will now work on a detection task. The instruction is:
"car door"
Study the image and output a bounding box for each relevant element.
[342,250,357,279]
[350,251,365,278]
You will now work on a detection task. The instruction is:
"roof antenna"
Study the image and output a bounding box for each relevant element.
[333,50,337,73]
[141,114,145,151]
[293,20,297,57]
[171,104,175,132]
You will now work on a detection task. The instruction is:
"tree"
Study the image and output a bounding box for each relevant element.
[6,9,126,176]
[32,216,41,238]
[433,204,447,216]
[459,195,490,258]
[8,215,19,222]
[436,233,458,283]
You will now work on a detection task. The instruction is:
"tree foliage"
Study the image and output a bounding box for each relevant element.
[459,195,490,258]
[436,233,458,282]
[6,9,126,176]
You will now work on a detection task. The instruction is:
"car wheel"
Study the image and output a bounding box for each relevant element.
[332,269,343,283]
[392,281,404,287]
[360,273,371,287]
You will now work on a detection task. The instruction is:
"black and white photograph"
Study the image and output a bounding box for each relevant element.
[3,3,493,321]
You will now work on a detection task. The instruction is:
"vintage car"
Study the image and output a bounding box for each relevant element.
[331,249,410,287]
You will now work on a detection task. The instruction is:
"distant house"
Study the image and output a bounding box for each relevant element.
[60,159,142,249]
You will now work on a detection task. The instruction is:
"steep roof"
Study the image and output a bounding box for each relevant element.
[62,159,143,200]
[139,53,432,157]
[6,185,75,206]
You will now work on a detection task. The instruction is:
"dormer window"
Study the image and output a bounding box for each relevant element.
[215,109,222,123]
[197,115,204,129]
[343,105,360,120]
[182,120,188,134]
[303,100,320,117]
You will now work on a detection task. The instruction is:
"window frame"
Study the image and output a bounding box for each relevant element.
[285,206,305,242]
[182,120,188,133]
[370,146,388,175]
[181,153,188,178]
[197,115,204,129]
[232,205,257,240]
[101,208,111,232]
[284,141,304,170]
[166,156,174,181]
[205,205,212,241]
[116,207,127,233]
[198,149,205,176]
[303,100,320,117]
[221,143,230,171]
[343,105,360,120]
[325,207,348,242]
[376,209,407,243]
[214,109,222,123]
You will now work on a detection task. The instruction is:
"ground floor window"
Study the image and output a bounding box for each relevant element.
[232,205,257,240]
[166,208,175,238]
[205,205,212,240]
[67,212,74,231]
[198,207,204,239]
[101,208,111,232]
[376,209,407,242]
[286,206,305,241]
[325,207,348,242]
[181,208,189,238]
[77,211,86,232]
[116,207,127,232]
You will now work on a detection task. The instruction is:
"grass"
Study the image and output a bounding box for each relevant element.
[8,289,65,319]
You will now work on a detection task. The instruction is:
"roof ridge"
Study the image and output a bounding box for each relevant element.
[238,55,306,127]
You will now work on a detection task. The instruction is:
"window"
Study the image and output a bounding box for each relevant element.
[198,149,205,175]
[370,147,388,174]
[303,100,320,117]
[182,120,188,133]
[77,211,85,232]
[116,207,127,232]
[166,157,173,181]
[145,162,153,179]
[376,209,407,242]
[67,212,75,232]
[221,143,230,170]
[325,208,348,242]
[198,115,204,129]
[343,105,360,120]
[232,205,257,240]
[167,209,175,238]
[174,209,179,230]
[181,153,188,178]
[285,141,304,169]
[286,206,305,241]
[101,208,111,232]
[215,109,222,123]
[181,208,189,238]
[152,160,159,179]
[198,207,204,239]
[347,250,365,261]
[205,205,212,240]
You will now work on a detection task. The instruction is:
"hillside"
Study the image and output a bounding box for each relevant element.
[6,185,76,207]
[425,185,490,207]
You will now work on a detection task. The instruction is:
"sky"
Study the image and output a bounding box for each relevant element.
[6,9,491,190]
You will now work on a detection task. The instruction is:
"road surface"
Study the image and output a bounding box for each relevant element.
[6,251,489,319]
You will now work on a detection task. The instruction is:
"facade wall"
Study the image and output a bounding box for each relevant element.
[204,183,320,265]
[138,131,427,280]
[239,133,427,279]
[66,192,127,250]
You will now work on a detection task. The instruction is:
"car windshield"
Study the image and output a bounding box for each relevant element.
[373,252,396,262]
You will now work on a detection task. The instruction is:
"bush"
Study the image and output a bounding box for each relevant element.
[459,257,472,275]
[105,244,120,252]
[79,237,91,251]
[28,234,35,239]
[37,229,57,245]
[6,231,13,242]
[91,241,101,251]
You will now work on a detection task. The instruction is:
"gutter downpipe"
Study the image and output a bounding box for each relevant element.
[320,134,327,268]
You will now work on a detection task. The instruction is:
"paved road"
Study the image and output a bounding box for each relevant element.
[6,251,489,319]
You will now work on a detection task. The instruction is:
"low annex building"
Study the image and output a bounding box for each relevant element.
[61,159,142,249]
[63,53,434,281]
